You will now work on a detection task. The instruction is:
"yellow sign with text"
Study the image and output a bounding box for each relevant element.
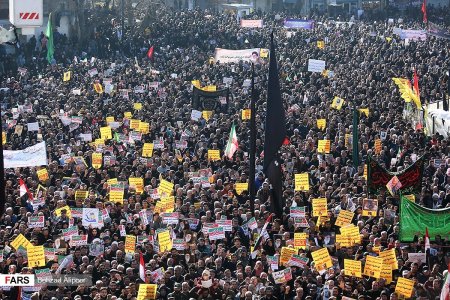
[344,259,362,277]
[312,198,328,217]
[142,143,154,157]
[317,140,331,154]
[294,173,309,191]
[335,210,354,227]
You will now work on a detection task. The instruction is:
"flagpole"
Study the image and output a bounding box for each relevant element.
[249,63,256,214]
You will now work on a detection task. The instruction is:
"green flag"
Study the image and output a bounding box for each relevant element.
[45,13,54,64]
[400,195,450,242]
[352,109,359,169]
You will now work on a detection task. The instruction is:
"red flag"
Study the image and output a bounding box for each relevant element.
[282,137,290,145]
[413,69,420,99]
[147,46,154,60]
[421,0,427,23]
[19,178,33,200]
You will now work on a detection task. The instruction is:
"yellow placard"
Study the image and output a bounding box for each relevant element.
[374,139,382,154]
[37,168,49,182]
[92,152,102,169]
[363,164,367,181]
[404,194,415,203]
[94,139,105,146]
[317,41,325,49]
[155,196,175,213]
[11,233,32,250]
[311,248,333,273]
[75,190,88,200]
[312,198,328,217]
[336,234,353,248]
[340,225,361,244]
[294,173,309,191]
[107,178,118,185]
[280,247,297,266]
[54,205,72,218]
[2,132,6,145]
[158,230,172,253]
[27,245,45,267]
[344,259,362,277]
[137,284,157,300]
[63,71,71,82]
[191,80,201,88]
[139,122,150,134]
[106,116,115,123]
[100,126,112,140]
[134,103,143,110]
[130,119,140,130]
[380,264,393,284]
[363,255,383,278]
[293,233,307,250]
[241,109,251,120]
[317,140,331,154]
[379,249,398,270]
[359,108,369,117]
[124,112,132,119]
[335,210,354,227]
[202,111,213,121]
[331,96,345,110]
[158,179,174,196]
[395,277,415,298]
[124,235,136,254]
[129,177,144,194]
[208,149,221,161]
[235,183,249,195]
[142,143,154,157]
[317,119,326,130]
[109,190,124,204]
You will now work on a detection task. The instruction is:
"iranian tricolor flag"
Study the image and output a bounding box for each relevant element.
[139,252,146,282]
[224,123,238,159]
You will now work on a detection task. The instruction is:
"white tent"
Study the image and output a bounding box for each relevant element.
[425,105,450,138]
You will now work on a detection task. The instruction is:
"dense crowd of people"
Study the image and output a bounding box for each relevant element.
[0,2,449,300]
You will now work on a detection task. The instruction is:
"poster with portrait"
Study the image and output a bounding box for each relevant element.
[362,199,378,217]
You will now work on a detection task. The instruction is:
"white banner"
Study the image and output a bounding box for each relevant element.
[240,20,263,28]
[399,29,427,41]
[308,59,326,73]
[3,141,48,168]
[82,208,101,228]
[214,48,261,64]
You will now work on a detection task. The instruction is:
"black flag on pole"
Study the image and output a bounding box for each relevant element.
[264,33,286,219]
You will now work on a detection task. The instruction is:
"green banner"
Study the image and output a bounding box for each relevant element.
[400,196,450,242]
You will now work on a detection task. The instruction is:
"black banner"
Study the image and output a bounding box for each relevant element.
[192,86,230,113]
[367,156,424,195]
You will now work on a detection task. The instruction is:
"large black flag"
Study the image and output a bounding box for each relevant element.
[264,33,286,219]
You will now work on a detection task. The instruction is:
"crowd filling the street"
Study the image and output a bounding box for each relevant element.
[0,2,449,300]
